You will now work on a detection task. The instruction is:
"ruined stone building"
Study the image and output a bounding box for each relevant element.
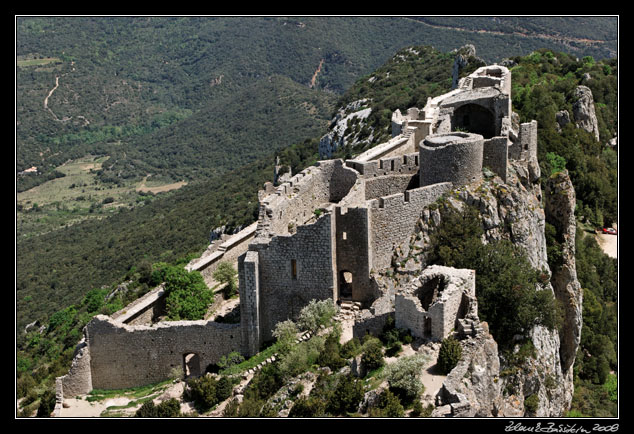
[57,65,540,403]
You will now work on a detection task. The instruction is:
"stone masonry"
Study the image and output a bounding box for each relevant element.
[58,64,541,403]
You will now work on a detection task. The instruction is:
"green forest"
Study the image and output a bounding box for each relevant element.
[16,17,617,418]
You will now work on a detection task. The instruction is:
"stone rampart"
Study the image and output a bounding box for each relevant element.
[86,315,242,390]
[335,206,373,303]
[482,136,509,182]
[257,160,357,238]
[111,285,166,325]
[190,223,258,285]
[247,213,337,346]
[368,182,452,270]
[56,339,93,400]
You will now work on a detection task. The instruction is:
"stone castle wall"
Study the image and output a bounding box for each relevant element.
[245,213,337,346]
[368,182,452,270]
[86,316,242,390]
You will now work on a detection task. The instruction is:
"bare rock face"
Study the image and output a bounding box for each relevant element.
[395,161,582,417]
[555,110,571,132]
[544,170,583,376]
[318,99,372,159]
[433,326,504,417]
[572,85,600,141]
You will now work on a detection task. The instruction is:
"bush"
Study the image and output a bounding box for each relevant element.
[524,394,539,414]
[327,375,364,415]
[317,332,347,370]
[213,262,238,298]
[297,299,337,333]
[272,319,300,354]
[361,337,384,373]
[384,354,427,401]
[216,351,245,372]
[36,389,56,417]
[162,266,214,321]
[289,396,326,417]
[223,398,240,417]
[437,336,462,375]
[341,337,362,359]
[158,399,181,417]
[186,375,219,412]
[369,389,405,417]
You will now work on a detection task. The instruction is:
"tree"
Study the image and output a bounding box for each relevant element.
[162,265,213,321]
[213,262,238,298]
[361,336,384,372]
[437,336,462,375]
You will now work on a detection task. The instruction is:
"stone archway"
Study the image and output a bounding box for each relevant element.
[339,270,353,300]
[452,103,495,139]
[183,353,201,378]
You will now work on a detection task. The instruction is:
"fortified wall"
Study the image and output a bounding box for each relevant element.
[58,65,540,404]
[239,64,538,356]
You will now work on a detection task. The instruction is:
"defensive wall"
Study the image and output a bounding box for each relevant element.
[58,64,541,402]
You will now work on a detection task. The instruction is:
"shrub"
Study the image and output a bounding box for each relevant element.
[341,337,362,359]
[213,262,238,298]
[82,288,108,313]
[524,394,539,414]
[289,396,326,417]
[223,398,240,417]
[361,337,384,373]
[237,397,264,417]
[36,389,56,417]
[162,266,214,321]
[384,354,427,401]
[327,375,364,415]
[186,375,219,412]
[272,319,300,354]
[370,389,405,417]
[317,333,346,370]
[297,299,337,333]
[216,351,245,372]
[437,336,462,375]
[278,337,324,379]
[215,376,234,402]
[245,363,284,401]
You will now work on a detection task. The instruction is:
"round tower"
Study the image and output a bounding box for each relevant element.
[419,132,484,188]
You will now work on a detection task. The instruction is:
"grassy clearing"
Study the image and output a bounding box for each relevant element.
[87,379,172,402]
[17,57,62,67]
[16,155,185,238]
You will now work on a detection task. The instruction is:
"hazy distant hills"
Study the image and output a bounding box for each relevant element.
[17,16,617,180]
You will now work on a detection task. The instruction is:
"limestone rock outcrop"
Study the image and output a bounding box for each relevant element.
[572,85,600,141]
[393,160,582,417]
[318,99,372,159]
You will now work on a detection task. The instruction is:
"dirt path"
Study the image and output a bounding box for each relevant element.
[44,76,60,119]
[309,59,324,88]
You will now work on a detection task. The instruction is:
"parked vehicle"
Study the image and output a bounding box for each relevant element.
[602,227,617,235]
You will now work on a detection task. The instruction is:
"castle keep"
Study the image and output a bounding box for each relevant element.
[57,65,540,401]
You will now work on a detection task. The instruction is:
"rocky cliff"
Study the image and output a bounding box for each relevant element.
[389,160,582,417]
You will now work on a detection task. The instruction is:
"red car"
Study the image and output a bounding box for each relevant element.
[602,227,617,235]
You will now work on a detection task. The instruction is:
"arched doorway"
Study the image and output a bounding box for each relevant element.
[452,104,495,138]
[183,353,201,378]
[339,270,353,300]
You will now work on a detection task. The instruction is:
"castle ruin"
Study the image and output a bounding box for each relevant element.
[57,64,540,405]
